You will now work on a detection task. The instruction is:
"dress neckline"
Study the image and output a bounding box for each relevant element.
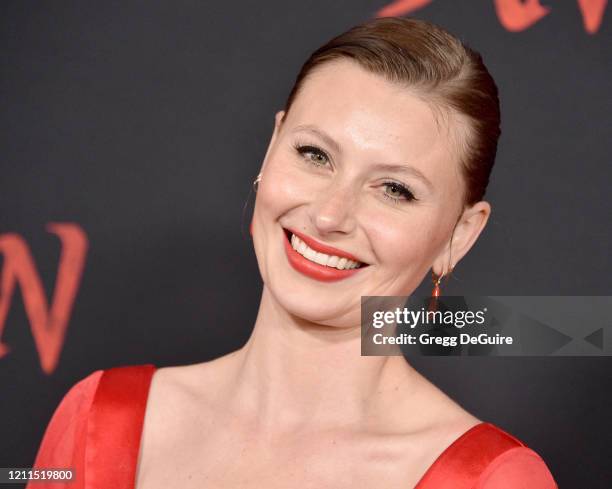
[142,365,488,488]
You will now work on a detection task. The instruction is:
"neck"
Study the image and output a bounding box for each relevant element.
[225,286,418,433]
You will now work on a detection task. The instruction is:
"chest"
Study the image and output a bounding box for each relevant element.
[135,425,432,489]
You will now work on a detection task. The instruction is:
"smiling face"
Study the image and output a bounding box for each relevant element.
[252,59,489,328]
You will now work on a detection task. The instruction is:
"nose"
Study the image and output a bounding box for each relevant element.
[307,180,358,236]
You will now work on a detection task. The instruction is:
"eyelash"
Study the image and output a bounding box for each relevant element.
[292,142,418,204]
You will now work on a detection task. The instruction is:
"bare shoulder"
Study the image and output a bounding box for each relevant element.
[391,365,481,435]
[148,351,239,412]
[137,352,239,462]
[384,366,482,467]
[151,352,236,395]
[362,365,482,485]
[420,376,482,437]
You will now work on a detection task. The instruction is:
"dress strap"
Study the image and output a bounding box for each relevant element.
[415,422,524,489]
[85,364,156,489]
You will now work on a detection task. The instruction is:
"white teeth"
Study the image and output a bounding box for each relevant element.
[304,247,317,261]
[289,233,363,270]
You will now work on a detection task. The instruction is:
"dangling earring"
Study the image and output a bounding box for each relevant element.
[428,270,447,312]
[432,271,443,298]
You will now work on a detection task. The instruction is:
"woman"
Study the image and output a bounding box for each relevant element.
[28,17,557,488]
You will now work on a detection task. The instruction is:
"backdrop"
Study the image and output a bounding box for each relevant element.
[1,1,610,487]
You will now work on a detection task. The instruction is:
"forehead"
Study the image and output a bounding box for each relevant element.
[286,59,461,175]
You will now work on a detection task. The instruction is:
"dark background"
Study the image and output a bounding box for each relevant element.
[1,1,610,487]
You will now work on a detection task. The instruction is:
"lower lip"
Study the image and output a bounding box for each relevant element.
[283,231,367,282]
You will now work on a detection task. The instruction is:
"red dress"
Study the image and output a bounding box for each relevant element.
[27,365,558,489]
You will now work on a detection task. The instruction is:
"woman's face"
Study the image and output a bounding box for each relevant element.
[252,59,489,328]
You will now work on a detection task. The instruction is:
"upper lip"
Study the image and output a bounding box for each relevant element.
[285,227,368,265]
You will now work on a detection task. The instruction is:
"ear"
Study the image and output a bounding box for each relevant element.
[259,110,286,174]
[432,201,491,275]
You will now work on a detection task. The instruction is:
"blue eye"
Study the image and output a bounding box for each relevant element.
[293,144,330,167]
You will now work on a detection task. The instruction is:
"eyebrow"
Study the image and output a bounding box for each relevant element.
[292,124,341,154]
[291,124,434,192]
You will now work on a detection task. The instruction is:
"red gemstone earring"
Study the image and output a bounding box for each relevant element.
[428,270,446,312]
[432,271,443,298]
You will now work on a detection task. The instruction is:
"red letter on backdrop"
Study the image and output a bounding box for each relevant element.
[494,0,551,31]
[377,0,607,35]
[376,0,433,18]
[0,223,88,374]
[577,0,607,33]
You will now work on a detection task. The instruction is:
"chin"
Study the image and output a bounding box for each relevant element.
[269,281,362,328]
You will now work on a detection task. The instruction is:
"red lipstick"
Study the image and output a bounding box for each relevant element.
[282,228,368,283]
[288,228,364,264]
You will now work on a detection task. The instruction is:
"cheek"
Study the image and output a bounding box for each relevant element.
[365,209,451,267]
[257,156,315,216]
